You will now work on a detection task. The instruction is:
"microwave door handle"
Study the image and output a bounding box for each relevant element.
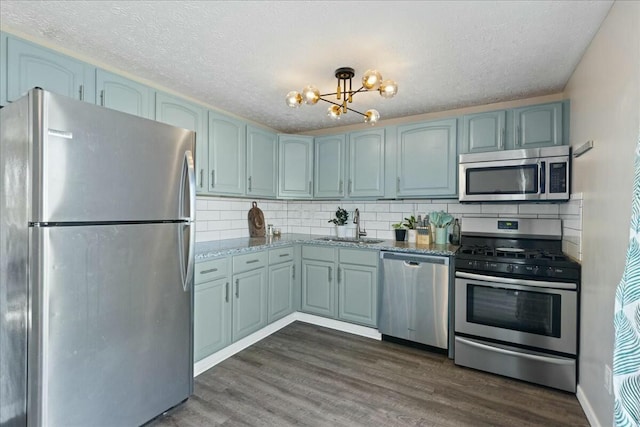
[539,161,546,194]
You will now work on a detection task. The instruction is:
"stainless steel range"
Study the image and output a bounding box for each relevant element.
[453,217,580,392]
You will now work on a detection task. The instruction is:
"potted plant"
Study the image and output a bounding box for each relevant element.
[403,215,418,243]
[328,207,349,238]
[392,222,407,242]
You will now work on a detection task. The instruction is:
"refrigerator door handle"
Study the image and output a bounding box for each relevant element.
[179,150,196,292]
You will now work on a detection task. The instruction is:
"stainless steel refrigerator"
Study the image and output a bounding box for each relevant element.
[0,89,196,426]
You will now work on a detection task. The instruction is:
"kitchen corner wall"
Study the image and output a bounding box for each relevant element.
[196,195,583,261]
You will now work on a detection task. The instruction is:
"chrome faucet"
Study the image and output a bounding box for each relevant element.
[354,208,367,239]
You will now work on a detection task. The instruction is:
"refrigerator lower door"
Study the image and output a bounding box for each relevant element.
[29,223,193,427]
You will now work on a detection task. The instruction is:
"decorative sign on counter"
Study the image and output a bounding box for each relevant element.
[248,201,266,237]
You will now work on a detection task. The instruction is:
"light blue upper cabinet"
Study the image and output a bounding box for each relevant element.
[156,92,208,193]
[347,129,385,198]
[512,102,563,149]
[208,112,246,196]
[4,34,95,104]
[396,119,458,197]
[96,69,153,119]
[246,126,277,198]
[278,135,313,199]
[314,134,346,198]
[461,110,506,153]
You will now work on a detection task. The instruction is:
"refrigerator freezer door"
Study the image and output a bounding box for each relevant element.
[31,90,195,223]
[29,223,193,427]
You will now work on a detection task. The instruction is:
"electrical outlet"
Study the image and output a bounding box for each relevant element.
[604,364,613,395]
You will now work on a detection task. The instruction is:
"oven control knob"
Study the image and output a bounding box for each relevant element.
[546,267,554,276]
[532,266,540,275]
[506,264,514,273]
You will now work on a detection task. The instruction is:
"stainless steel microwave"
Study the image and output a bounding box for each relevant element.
[458,146,570,202]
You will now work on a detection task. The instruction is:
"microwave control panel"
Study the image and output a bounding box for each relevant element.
[549,162,567,193]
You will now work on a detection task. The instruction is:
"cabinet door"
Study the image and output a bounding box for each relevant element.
[512,102,563,149]
[232,268,267,341]
[246,126,277,198]
[338,264,377,327]
[397,119,458,197]
[461,110,506,153]
[347,129,385,198]
[314,134,346,198]
[5,35,95,104]
[156,92,208,193]
[96,69,153,119]
[194,278,231,361]
[268,261,295,323]
[278,135,313,199]
[301,259,336,318]
[209,112,246,196]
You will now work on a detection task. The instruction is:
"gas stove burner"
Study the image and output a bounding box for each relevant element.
[458,245,568,261]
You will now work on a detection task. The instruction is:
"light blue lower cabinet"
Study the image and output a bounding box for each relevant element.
[338,264,377,327]
[194,277,231,361]
[301,259,336,318]
[232,267,268,342]
[268,260,295,323]
[301,246,379,327]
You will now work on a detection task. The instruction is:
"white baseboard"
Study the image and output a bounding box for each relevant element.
[194,314,296,377]
[576,384,601,427]
[294,312,382,340]
[193,312,381,377]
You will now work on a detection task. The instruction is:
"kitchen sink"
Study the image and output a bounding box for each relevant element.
[315,237,385,244]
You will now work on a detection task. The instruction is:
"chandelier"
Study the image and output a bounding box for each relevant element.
[285,67,398,125]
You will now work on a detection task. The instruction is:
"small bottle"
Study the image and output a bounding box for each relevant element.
[451,219,461,245]
[267,224,274,236]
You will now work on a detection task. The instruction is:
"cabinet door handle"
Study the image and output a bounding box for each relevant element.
[328,267,332,282]
[292,265,295,279]
[337,267,341,283]
[200,268,218,274]
[248,176,252,192]
[199,169,203,187]
[279,253,290,258]
[396,177,400,192]
[79,84,84,101]
[499,128,505,149]
[246,259,259,264]
[348,180,352,195]
[338,180,343,194]
[99,89,105,106]
[225,282,229,303]
[211,170,215,188]
[309,181,312,194]
[235,278,240,298]
[516,125,521,146]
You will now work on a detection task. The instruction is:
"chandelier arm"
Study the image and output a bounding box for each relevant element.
[318,98,366,117]
[320,87,375,98]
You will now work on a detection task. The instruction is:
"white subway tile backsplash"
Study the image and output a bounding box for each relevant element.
[195,195,582,262]
[447,203,482,214]
[518,204,560,215]
[481,204,518,214]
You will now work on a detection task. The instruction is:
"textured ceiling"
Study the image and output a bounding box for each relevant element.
[0,1,613,133]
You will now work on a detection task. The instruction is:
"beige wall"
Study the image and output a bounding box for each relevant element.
[563,1,640,425]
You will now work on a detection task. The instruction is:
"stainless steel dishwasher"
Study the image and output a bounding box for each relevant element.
[379,251,451,352]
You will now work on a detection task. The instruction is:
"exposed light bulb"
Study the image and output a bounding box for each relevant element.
[327,105,341,120]
[362,69,382,90]
[364,109,380,125]
[379,80,398,98]
[285,91,302,108]
[301,85,320,105]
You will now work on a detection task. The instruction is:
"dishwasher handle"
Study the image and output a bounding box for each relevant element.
[380,251,449,266]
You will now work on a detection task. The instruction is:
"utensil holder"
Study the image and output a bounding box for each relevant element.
[435,227,447,244]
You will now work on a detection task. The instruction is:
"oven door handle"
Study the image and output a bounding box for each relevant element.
[455,271,577,290]
[456,337,575,366]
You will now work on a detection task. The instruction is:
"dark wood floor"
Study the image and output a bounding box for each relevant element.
[149,322,588,426]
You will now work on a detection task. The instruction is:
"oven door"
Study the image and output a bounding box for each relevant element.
[459,157,542,202]
[454,272,577,355]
